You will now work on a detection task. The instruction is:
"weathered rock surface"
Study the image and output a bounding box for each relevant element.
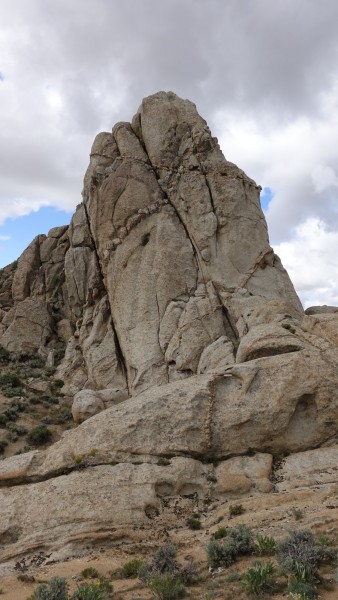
[0,91,303,395]
[0,92,338,565]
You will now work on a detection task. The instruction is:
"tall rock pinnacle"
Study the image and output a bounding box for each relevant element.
[67,91,303,394]
[1,93,338,565]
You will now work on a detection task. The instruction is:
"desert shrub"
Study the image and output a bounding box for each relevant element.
[278,530,324,583]
[16,352,44,366]
[27,425,52,446]
[69,584,109,600]
[70,575,112,599]
[206,539,236,568]
[0,440,8,453]
[226,570,242,582]
[53,407,72,424]
[149,545,179,575]
[291,508,303,521]
[11,399,25,412]
[147,572,185,599]
[2,407,18,421]
[54,341,66,366]
[120,559,145,578]
[80,568,100,579]
[30,397,42,405]
[0,346,11,364]
[6,429,18,442]
[45,367,56,376]
[53,379,64,389]
[255,534,277,556]
[141,544,198,588]
[7,422,27,436]
[286,580,318,599]
[229,503,244,517]
[178,559,198,585]
[207,524,254,569]
[27,576,68,600]
[0,372,21,388]
[241,560,277,596]
[186,515,201,530]
[213,526,227,540]
[226,524,254,555]
[16,445,31,454]
[0,414,8,426]
[2,385,23,397]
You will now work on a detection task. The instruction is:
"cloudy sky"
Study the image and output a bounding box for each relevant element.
[1,0,338,307]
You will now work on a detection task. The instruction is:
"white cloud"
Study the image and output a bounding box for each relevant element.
[1,0,338,302]
[311,164,338,194]
[0,199,51,226]
[274,218,338,307]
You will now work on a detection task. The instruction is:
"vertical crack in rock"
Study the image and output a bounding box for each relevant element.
[204,174,218,232]
[221,306,240,352]
[82,202,129,393]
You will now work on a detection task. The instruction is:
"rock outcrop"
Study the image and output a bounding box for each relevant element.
[0,92,338,566]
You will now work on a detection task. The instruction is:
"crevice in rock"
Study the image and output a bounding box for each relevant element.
[244,345,301,362]
[82,202,129,394]
[204,174,218,231]
[221,306,239,352]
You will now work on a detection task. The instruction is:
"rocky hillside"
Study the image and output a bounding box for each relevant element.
[0,92,337,598]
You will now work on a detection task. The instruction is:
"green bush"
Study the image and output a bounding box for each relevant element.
[226,524,254,555]
[207,524,254,569]
[27,425,52,446]
[147,572,185,600]
[53,407,72,424]
[54,341,66,366]
[7,422,27,436]
[151,544,179,575]
[80,568,100,579]
[226,570,242,582]
[0,440,8,454]
[286,580,318,599]
[69,573,112,600]
[206,539,236,568]
[0,414,8,426]
[27,576,68,600]
[186,516,201,530]
[2,385,23,397]
[213,526,227,540]
[16,352,43,365]
[278,530,323,583]
[53,379,65,389]
[120,558,145,578]
[255,534,277,556]
[0,346,11,364]
[141,544,198,588]
[0,372,22,388]
[241,560,277,597]
[229,504,244,517]
[69,583,110,600]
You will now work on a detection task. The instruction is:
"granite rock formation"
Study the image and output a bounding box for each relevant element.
[0,92,338,565]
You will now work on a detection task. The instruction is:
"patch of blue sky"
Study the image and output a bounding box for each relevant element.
[260,186,273,213]
[0,206,72,268]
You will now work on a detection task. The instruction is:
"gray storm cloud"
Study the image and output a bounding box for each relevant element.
[1,0,338,303]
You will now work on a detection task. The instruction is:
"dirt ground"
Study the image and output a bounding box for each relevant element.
[0,487,337,600]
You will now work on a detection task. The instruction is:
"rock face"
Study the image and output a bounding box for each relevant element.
[0,92,338,565]
[0,91,303,396]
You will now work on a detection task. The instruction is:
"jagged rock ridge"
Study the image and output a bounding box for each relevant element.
[0,92,338,565]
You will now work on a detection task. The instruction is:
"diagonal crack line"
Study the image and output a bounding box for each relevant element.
[82,202,130,394]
